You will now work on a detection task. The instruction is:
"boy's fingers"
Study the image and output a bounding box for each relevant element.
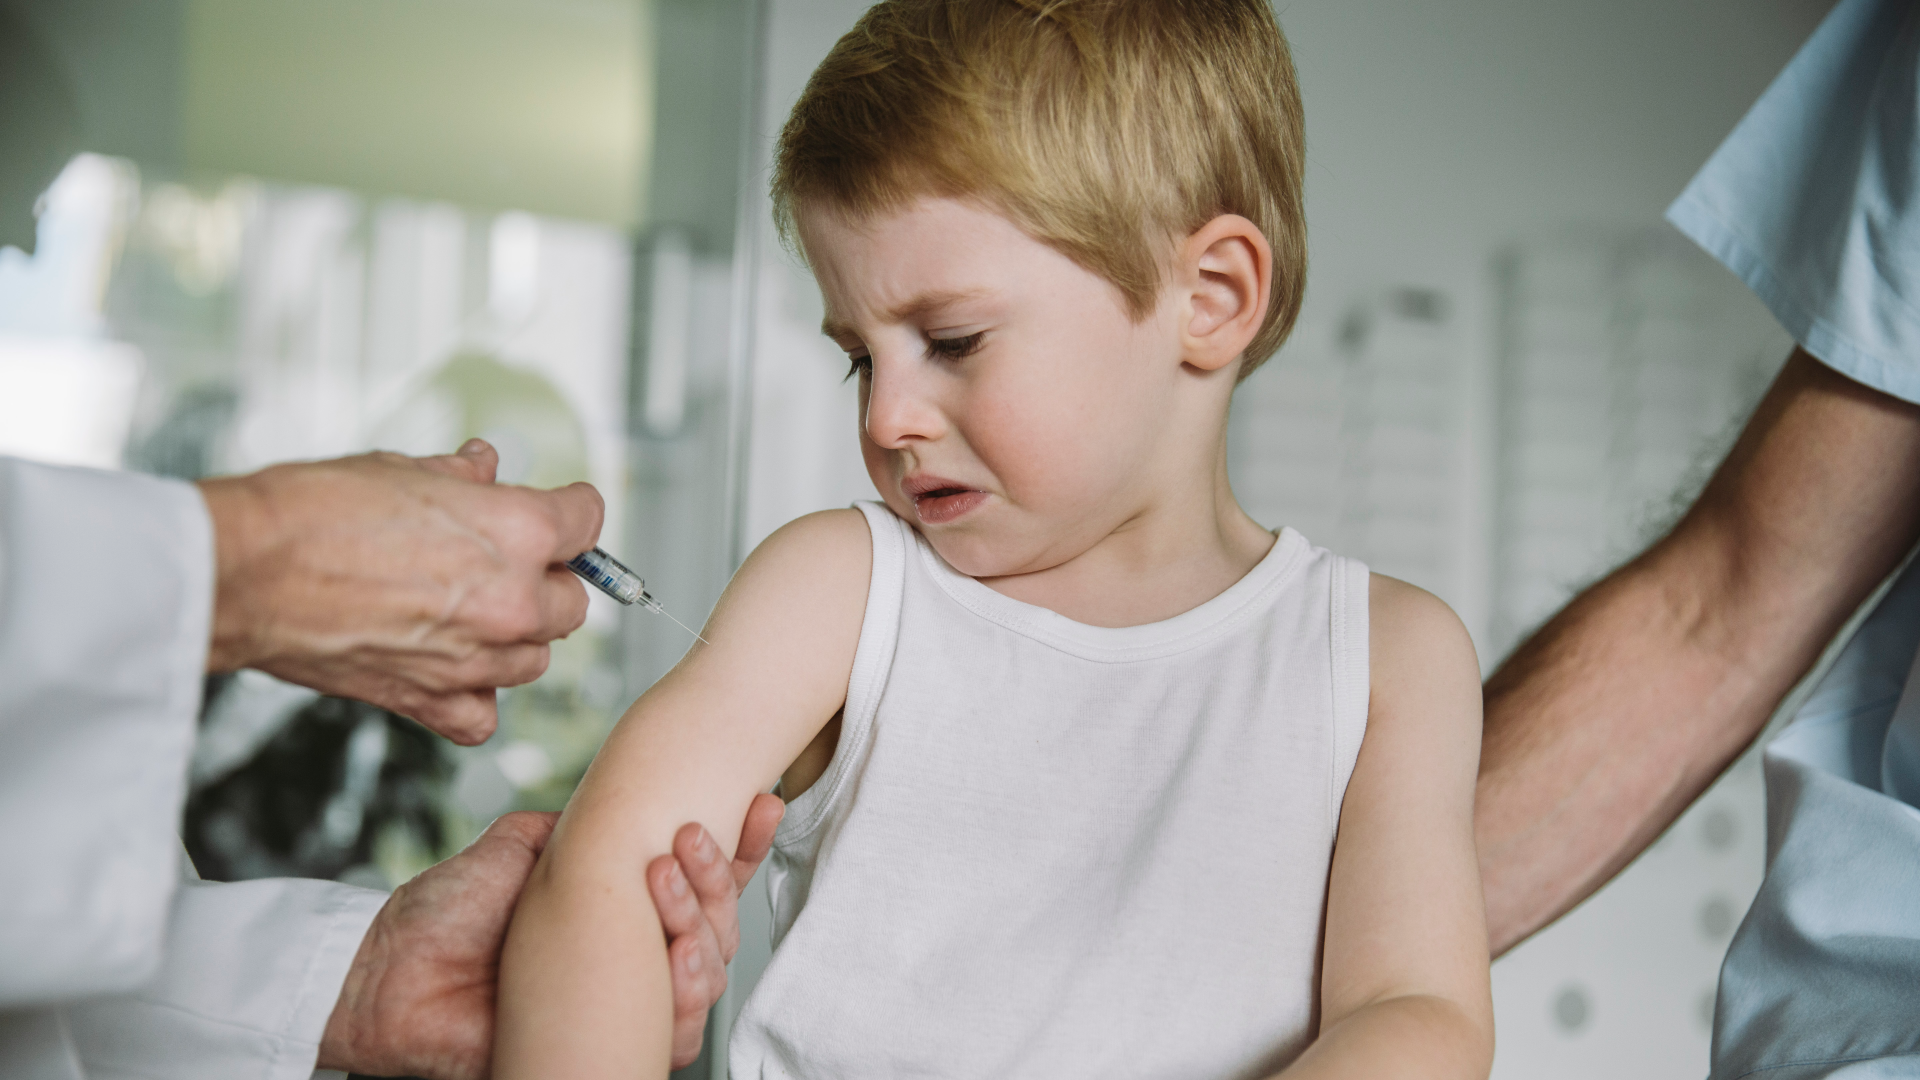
[676,824,743,958]
[732,794,786,893]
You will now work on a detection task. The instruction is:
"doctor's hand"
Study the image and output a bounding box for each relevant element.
[319,796,784,1079]
[196,439,601,745]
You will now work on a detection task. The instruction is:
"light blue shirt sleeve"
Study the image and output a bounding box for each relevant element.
[1666,0,1920,403]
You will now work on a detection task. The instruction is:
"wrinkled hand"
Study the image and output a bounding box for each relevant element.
[319,796,785,1079]
[197,439,601,744]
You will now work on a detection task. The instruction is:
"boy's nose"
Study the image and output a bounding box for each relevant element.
[863,357,947,449]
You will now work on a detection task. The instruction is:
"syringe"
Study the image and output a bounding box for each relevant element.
[565,547,709,644]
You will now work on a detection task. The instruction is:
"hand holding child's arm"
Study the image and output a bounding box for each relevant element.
[1276,576,1494,1080]
[491,510,873,1080]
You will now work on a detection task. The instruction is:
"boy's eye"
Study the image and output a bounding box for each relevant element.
[927,331,985,361]
[844,353,872,381]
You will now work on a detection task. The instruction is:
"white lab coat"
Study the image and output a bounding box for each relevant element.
[0,457,385,1080]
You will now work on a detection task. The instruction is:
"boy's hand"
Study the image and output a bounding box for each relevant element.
[318,799,784,1079]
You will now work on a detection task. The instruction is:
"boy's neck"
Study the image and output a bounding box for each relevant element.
[976,444,1275,629]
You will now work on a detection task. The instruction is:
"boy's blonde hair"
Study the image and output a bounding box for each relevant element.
[773,0,1306,376]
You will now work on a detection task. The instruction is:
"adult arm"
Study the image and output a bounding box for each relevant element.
[0,444,774,1074]
[0,441,599,1006]
[207,437,781,1069]
[1279,576,1492,1079]
[1478,349,1920,954]
[43,804,783,1080]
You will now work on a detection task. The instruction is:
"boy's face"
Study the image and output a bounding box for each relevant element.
[800,196,1192,579]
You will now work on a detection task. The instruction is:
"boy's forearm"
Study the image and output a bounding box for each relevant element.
[1273,994,1492,1080]
[493,860,677,1079]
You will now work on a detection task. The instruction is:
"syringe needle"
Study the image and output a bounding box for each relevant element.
[646,596,711,645]
[567,546,709,643]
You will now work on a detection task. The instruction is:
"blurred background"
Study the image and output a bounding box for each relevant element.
[0,0,1839,1077]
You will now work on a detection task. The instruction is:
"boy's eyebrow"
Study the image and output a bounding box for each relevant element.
[820,288,994,341]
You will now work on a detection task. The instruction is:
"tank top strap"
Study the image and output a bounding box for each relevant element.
[1327,555,1371,822]
[775,501,911,845]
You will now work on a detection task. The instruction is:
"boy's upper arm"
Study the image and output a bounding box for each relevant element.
[1319,574,1491,1033]
[548,507,874,872]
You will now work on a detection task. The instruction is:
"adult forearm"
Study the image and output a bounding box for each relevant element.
[1477,351,1920,955]
[1475,542,1792,955]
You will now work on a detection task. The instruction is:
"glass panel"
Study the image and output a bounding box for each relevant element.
[1,0,761,897]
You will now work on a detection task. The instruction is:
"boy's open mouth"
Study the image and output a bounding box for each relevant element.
[904,477,988,525]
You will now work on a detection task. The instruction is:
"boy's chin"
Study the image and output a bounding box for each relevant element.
[927,536,1020,579]
[922,525,1069,582]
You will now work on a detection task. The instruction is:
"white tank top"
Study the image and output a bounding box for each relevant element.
[730,502,1370,1080]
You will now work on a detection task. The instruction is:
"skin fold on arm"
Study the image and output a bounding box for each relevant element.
[1279,575,1493,1080]
[490,509,872,1079]
[1477,349,1920,955]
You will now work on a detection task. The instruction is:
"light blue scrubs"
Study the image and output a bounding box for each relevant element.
[1666,1,1920,1076]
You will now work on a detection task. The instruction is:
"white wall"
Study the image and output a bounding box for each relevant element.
[730,2,1838,1077]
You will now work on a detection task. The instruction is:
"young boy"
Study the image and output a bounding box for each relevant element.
[494,1,1492,1077]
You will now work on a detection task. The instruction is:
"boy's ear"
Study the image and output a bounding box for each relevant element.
[1177,214,1272,374]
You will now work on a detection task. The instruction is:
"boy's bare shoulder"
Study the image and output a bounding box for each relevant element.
[704,508,873,660]
[1368,572,1474,652]
[736,507,872,592]
[751,507,873,557]
[1366,573,1481,734]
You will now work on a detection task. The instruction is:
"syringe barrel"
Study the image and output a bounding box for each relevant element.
[566,546,648,606]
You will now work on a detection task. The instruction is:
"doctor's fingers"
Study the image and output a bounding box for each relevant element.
[414,438,501,484]
[669,928,728,1069]
[450,566,589,647]
[412,438,502,485]
[471,810,561,874]
[733,794,786,894]
[673,822,745,960]
[533,481,604,563]
[417,640,554,696]
[535,564,591,641]
[359,642,548,743]
[396,686,500,746]
[477,482,604,572]
[651,853,730,1068]
[651,851,732,971]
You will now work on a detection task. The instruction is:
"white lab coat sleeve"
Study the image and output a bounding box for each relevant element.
[64,874,388,1080]
[0,457,211,1007]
